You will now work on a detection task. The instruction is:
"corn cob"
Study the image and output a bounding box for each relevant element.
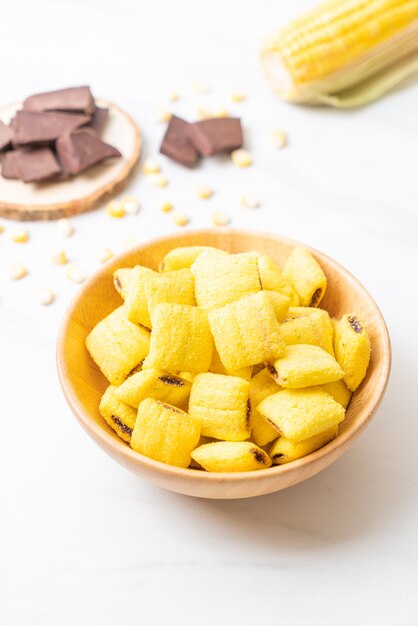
[262,0,418,107]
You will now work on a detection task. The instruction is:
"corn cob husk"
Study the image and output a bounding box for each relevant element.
[262,0,418,107]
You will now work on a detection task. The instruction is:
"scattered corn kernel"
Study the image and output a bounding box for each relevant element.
[272,129,287,149]
[57,218,73,237]
[37,288,55,306]
[240,193,260,209]
[196,105,211,120]
[213,106,229,118]
[172,211,190,227]
[11,228,29,243]
[66,264,86,284]
[122,197,140,215]
[211,211,230,227]
[231,90,246,102]
[231,149,252,167]
[142,158,160,174]
[159,200,174,213]
[168,91,180,102]
[106,200,125,218]
[9,263,28,280]
[196,185,213,200]
[155,108,172,123]
[98,247,114,263]
[51,250,68,265]
[149,173,168,188]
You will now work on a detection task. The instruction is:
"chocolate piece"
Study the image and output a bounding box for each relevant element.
[11,111,91,146]
[0,121,12,152]
[23,86,95,115]
[160,115,199,167]
[2,147,61,182]
[88,106,109,134]
[56,128,121,175]
[1,151,20,179]
[190,118,243,156]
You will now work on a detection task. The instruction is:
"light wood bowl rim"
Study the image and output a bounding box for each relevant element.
[57,229,391,491]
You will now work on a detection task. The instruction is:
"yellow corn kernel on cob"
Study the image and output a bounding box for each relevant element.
[321,379,352,408]
[249,368,282,446]
[159,246,225,271]
[192,251,261,309]
[257,387,345,441]
[267,344,344,388]
[262,0,418,107]
[264,290,291,321]
[189,373,250,441]
[115,368,192,409]
[144,303,213,373]
[131,398,201,468]
[257,254,300,305]
[113,268,132,300]
[208,292,285,372]
[124,265,157,327]
[86,306,151,385]
[209,346,253,380]
[270,427,337,465]
[191,441,272,472]
[279,306,335,354]
[334,313,371,391]
[99,385,138,443]
[283,247,327,307]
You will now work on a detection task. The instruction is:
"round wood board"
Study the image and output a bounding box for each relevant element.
[0,99,141,221]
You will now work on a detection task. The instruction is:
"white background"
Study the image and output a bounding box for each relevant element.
[1,1,418,624]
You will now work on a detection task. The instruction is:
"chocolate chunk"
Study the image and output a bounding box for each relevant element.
[0,121,12,152]
[11,111,91,147]
[190,118,243,156]
[23,86,95,114]
[1,151,20,179]
[87,106,109,134]
[160,115,199,167]
[56,128,121,175]
[2,147,61,182]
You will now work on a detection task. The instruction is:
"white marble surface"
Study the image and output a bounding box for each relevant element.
[1,1,418,624]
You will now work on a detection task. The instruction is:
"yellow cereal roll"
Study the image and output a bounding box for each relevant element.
[264,291,291,321]
[208,292,285,371]
[192,441,272,472]
[124,265,157,327]
[99,385,138,443]
[209,346,253,380]
[144,303,213,373]
[113,268,132,300]
[159,246,224,271]
[86,306,151,385]
[267,344,344,388]
[321,379,352,408]
[257,254,299,305]
[270,427,337,465]
[334,313,371,391]
[131,398,201,468]
[257,387,345,441]
[189,373,250,441]
[279,306,334,354]
[116,369,192,409]
[125,266,195,328]
[192,251,261,309]
[249,368,282,446]
[282,246,327,307]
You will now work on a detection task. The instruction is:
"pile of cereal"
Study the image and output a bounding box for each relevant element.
[86,245,371,472]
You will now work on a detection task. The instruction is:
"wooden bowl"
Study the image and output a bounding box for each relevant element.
[57,229,391,499]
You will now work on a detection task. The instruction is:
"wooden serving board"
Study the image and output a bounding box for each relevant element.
[0,99,141,221]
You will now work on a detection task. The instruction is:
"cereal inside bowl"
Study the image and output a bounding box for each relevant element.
[85,243,371,473]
